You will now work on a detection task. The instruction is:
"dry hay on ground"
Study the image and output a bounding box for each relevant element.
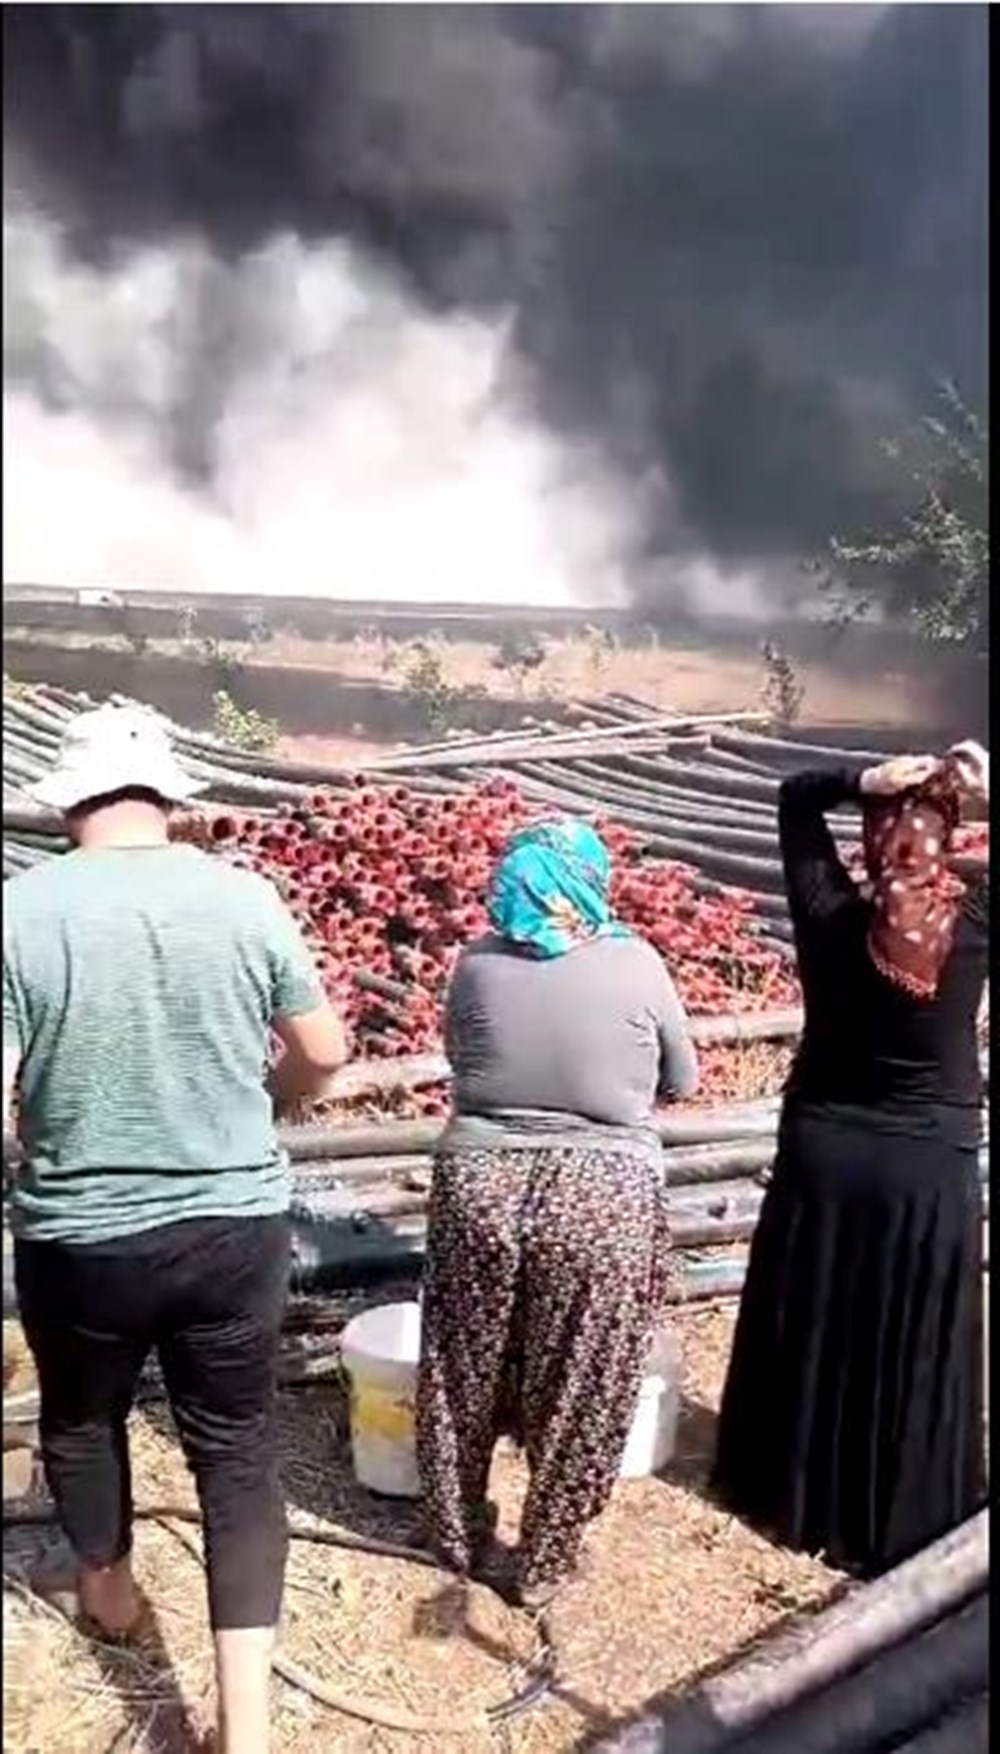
[3,1303,837,1753]
[3,1321,35,1397]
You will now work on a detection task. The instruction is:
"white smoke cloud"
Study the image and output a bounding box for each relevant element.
[3,209,660,606]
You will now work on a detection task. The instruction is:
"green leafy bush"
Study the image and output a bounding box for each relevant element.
[819,384,988,655]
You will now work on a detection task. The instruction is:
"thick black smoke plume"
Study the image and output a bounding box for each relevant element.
[2,4,987,609]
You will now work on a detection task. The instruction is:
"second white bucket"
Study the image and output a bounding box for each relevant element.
[339,1301,681,1496]
[340,1301,422,1497]
[618,1325,682,1479]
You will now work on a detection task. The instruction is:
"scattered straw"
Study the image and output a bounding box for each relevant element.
[3,1303,839,1752]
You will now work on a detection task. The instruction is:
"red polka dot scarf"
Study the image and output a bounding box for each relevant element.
[862,764,965,999]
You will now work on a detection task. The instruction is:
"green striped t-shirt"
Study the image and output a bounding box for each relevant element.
[3,844,324,1244]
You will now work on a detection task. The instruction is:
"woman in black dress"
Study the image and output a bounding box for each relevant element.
[712,746,988,1578]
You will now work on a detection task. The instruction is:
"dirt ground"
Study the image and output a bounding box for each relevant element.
[3,1302,838,1754]
[248,629,926,728]
[277,731,396,768]
[8,625,932,739]
[262,627,927,769]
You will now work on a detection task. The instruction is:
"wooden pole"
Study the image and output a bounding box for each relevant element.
[278,1101,785,1162]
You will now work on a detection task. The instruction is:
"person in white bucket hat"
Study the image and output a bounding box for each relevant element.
[27,701,208,813]
[4,701,347,1754]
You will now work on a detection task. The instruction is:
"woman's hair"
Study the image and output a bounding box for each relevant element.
[66,785,172,821]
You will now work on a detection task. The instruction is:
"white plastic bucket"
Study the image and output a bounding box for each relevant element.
[339,1302,681,1497]
[340,1301,422,1497]
[618,1325,682,1480]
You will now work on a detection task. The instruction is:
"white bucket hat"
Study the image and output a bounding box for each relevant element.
[28,703,208,812]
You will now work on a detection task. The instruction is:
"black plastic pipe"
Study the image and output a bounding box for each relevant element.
[584,1510,988,1754]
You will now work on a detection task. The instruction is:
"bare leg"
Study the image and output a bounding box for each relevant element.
[215,1627,275,1754]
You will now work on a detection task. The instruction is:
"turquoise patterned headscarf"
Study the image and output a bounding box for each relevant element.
[487,818,632,959]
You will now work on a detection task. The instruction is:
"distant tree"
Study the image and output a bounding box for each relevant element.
[817,384,988,657]
[398,639,460,733]
[177,604,199,648]
[582,623,617,686]
[243,608,270,648]
[492,632,548,696]
[759,641,805,729]
[115,604,149,656]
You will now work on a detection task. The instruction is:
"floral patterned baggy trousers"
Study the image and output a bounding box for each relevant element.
[416,1146,672,1592]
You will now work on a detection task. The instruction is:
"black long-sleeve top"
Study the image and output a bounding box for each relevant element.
[780,769,988,1139]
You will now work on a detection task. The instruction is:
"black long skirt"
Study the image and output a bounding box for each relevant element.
[711,1104,986,1578]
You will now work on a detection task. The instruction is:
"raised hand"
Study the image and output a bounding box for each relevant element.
[858,755,942,798]
[948,740,990,802]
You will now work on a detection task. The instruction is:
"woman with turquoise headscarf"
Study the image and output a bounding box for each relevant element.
[486,818,634,957]
[416,817,699,1610]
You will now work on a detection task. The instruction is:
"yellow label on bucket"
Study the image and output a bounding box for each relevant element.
[350,1381,416,1444]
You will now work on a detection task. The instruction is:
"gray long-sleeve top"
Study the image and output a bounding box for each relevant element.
[439,932,699,1161]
